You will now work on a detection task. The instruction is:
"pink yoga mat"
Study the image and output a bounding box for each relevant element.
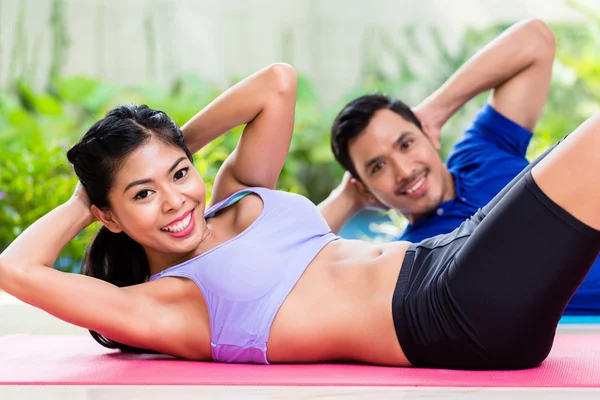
[1,334,599,387]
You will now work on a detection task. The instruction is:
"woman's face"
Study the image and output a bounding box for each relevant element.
[103,139,209,257]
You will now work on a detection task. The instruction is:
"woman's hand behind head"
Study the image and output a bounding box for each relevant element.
[70,181,96,225]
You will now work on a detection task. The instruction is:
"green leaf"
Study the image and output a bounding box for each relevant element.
[55,75,117,113]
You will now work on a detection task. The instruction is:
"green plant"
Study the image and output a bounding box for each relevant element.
[0,85,95,269]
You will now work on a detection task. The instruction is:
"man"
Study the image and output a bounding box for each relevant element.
[319,19,600,315]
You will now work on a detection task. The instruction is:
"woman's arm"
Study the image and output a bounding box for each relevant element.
[181,63,297,205]
[0,192,157,346]
[0,187,94,270]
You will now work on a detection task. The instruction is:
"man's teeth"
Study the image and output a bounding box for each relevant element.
[161,213,192,233]
[405,176,426,194]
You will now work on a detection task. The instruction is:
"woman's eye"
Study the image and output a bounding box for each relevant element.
[174,167,189,181]
[401,140,413,149]
[134,189,152,200]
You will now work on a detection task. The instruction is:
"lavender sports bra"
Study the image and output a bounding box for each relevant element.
[149,187,338,364]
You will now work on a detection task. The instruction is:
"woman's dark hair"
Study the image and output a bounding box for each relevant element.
[66,104,193,353]
[330,93,422,179]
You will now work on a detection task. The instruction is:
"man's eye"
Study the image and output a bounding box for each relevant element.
[372,162,384,174]
[401,140,413,149]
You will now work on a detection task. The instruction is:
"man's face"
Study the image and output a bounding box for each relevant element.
[348,109,454,220]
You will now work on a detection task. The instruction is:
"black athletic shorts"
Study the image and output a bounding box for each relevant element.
[392,143,600,370]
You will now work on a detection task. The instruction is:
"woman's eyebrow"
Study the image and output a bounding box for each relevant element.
[123,157,187,193]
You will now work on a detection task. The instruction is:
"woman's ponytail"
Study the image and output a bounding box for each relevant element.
[82,226,157,353]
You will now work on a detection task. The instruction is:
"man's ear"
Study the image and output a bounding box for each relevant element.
[351,178,377,202]
[91,205,122,233]
[420,122,441,151]
[350,177,389,211]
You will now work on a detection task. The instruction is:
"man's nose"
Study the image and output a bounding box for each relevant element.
[392,157,411,183]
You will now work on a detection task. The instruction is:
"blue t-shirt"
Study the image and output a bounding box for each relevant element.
[396,104,599,315]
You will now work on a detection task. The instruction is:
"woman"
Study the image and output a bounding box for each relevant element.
[1,63,599,370]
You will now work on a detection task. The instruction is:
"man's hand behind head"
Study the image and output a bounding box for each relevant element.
[338,172,389,212]
[412,103,442,151]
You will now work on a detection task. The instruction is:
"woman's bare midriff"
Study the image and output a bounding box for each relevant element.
[267,238,413,366]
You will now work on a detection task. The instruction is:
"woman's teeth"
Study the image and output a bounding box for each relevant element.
[405,176,426,194]
[161,213,192,233]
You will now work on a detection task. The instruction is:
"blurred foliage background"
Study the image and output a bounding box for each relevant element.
[1,1,599,271]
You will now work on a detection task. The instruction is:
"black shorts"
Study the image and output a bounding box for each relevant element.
[392,143,600,370]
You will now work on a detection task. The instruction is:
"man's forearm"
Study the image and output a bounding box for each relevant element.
[318,192,361,234]
[420,19,555,128]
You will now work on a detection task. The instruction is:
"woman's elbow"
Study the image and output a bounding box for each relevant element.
[0,256,26,294]
[268,62,297,97]
[0,255,10,290]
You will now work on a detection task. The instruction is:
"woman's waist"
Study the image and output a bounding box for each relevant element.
[292,238,412,309]
[314,238,412,275]
[266,238,411,362]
